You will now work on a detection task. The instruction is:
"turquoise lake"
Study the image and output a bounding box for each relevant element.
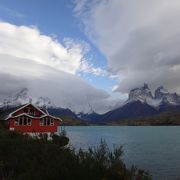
[59,126,180,180]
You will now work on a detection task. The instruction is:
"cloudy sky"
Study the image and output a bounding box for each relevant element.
[0,0,180,113]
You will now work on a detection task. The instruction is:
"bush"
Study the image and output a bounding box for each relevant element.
[52,134,69,147]
[0,128,151,180]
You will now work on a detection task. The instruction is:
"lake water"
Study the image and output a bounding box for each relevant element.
[59,126,180,180]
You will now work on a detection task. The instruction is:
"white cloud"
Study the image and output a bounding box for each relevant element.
[0,21,105,76]
[73,0,88,16]
[0,21,117,113]
[0,53,112,113]
[79,59,106,76]
[0,22,84,74]
[74,0,180,94]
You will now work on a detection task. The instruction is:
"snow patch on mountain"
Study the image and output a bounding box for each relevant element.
[35,97,54,107]
[0,88,55,108]
[125,83,159,107]
[0,88,120,115]
[128,83,153,101]
[1,84,180,116]
[155,86,169,99]
[125,84,180,107]
[155,86,180,105]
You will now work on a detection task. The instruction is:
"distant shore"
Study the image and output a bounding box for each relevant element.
[61,111,180,126]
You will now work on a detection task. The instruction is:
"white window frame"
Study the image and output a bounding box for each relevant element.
[19,117,23,126]
[39,117,54,126]
[40,118,44,126]
[24,116,27,125]
[14,116,32,126]
[50,118,54,126]
[29,108,35,116]
[14,118,19,126]
[24,107,35,116]
[27,117,32,126]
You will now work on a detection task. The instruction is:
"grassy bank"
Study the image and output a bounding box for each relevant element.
[0,126,151,180]
[105,111,180,126]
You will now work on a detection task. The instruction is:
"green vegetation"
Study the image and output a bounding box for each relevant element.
[105,111,180,126]
[0,126,151,180]
[60,115,87,126]
[59,110,180,126]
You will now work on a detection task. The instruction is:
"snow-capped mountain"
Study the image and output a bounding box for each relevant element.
[35,97,53,107]
[0,88,80,120]
[1,85,180,122]
[0,88,55,108]
[83,84,180,122]
[128,83,153,101]
[126,83,156,106]
[125,84,180,107]
[155,86,169,99]
[155,86,180,106]
[1,88,30,107]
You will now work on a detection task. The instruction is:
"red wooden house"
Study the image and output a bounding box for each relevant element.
[6,103,62,137]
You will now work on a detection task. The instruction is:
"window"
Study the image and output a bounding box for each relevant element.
[27,118,31,126]
[15,118,19,126]
[19,117,23,125]
[30,109,35,115]
[50,118,54,126]
[24,108,35,116]
[44,118,47,125]
[14,116,32,126]
[24,117,27,125]
[40,118,44,126]
[47,118,50,125]
[39,117,54,126]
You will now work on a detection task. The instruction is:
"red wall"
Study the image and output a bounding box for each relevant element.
[8,118,60,133]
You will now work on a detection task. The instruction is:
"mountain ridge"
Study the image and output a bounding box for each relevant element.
[79,84,180,122]
[0,88,79,121]
[1,84,180,122]
[125,83,180,108]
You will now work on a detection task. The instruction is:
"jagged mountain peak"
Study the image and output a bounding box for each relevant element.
[125,84,180,108]
[154,86,180,105]
[14,88,29,101]
[128,83,153,103]
[16,87,28,94]
[0,88,54,108]
[1,88,31,107]
[35,97,54,107]
[155,86,169,99]
[156,86,168,92]
[142,83,149,89]
[124,84,180,108]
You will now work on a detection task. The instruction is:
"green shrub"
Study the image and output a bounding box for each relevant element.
[52,134,69,147]
[0,128,151,180]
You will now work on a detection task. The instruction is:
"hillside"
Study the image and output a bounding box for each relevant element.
[105,111,180,126]
[1,84,180,125]
[81,84,180,123]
